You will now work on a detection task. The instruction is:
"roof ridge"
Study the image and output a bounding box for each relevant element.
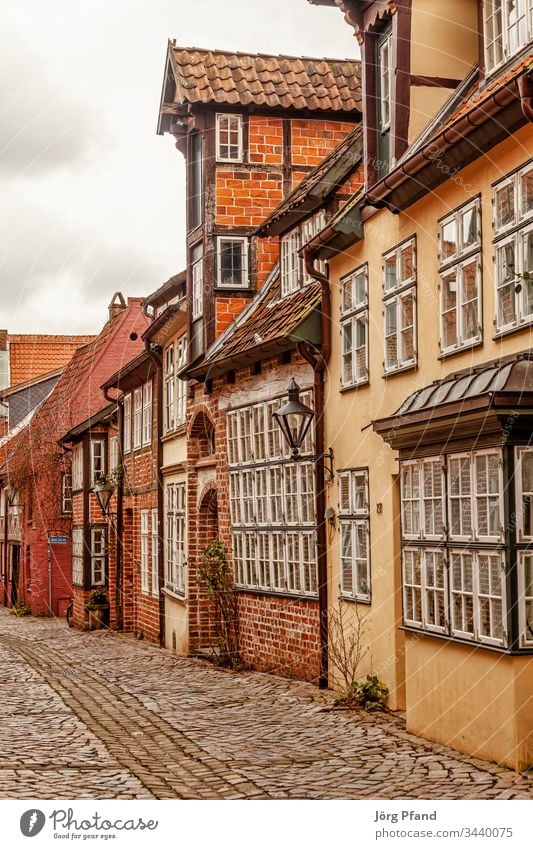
[172,45,359,64]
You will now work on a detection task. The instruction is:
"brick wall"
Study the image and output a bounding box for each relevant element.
[290,119,356,167]
[237,593,320,682]
[248,116,283,165]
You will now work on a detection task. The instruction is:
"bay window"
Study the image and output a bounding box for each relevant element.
[227,391,317,596]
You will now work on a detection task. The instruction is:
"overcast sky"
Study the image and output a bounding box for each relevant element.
[0,0,358,334]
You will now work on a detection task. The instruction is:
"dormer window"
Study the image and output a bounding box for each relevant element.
[216,114,243,162]
[484,0,533,74]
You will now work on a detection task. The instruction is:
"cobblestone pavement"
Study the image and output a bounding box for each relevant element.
[0,610,531,800]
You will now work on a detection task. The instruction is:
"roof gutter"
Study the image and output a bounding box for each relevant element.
[366,72,524,208]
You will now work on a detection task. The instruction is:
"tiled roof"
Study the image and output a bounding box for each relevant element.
[187,272,322,379]
[168,45,361,113]
[7,334,96,387]
[258,126,363,235]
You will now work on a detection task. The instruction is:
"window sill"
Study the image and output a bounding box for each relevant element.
[382,362,417,380]
[438,339,483,360]
[234,586,319,602]
[339,378,369,393]
[163,586,187,603]
[161,425,187,443]
[339,594,371,605]
[195,455,217,469]
[493,321,533,342]
[400,625,530,654]
[214,287,255,298]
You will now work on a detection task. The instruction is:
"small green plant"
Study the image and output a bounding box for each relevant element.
[198,538,241,669]
[335,674,389,711]
[10,601,31,617]
[85,588,108,609]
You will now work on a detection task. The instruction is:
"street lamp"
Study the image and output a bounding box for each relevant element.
[273,378,315,458]
[92,478,114,517]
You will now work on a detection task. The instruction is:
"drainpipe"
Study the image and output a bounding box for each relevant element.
[103,387,123,631]
[518,69,533,123]
[298,245,332,690]
[144,338,165,647]
[2,485,8,605]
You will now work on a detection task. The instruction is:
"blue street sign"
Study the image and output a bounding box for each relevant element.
[48,536,68,544]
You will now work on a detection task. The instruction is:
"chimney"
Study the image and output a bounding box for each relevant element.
[108,292,127,321]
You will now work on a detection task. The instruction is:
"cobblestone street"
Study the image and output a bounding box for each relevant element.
[0,609,531,800]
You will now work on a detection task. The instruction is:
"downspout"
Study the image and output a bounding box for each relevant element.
[144,338,165,647]
[518,69,533,123]
[298,245,332,690]
[2,486,8,606]
[103,387,123,631]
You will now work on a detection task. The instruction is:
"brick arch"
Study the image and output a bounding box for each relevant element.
[188,408,215,458]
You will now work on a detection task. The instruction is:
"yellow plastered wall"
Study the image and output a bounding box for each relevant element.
[410,0,479,79]
[325,123,533,766]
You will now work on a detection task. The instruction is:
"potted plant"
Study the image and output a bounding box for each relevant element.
[85,588,108,631]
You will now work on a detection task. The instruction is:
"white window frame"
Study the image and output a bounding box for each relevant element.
[447,449,504,544]
[191,247,203,320]
[227,392,317,596]
[483,0,533,75]
[401,457,446,542]
[494,163,533,332]
[379,31,393,130]
[90,526,106,586]
[515,446,533,540]
[61,471,73,515]
[141,509,150,594]
[518,551,533,647]
[123,394,132,453]
[142,381,152,447]
[164,344,175,433]
[340,264,369,389]
[166,482,187,596]
[383,237,417,374]
[151,508,159,597]
[281,211,327,297]
[450,549,506,646]
[72,526,84,586]
[90,439,105,487]
[403,547,448,634]
[133,388,142,449]
[216,113,243,163]
[109,435,119,474]
[72,443,83,491]
[175,336,187,428]
[216,235,249,289]
[338,468,371,601]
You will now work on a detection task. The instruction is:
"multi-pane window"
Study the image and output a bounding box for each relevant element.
[518,552,533,647]
[191,244,203,320]
[166,482,186,595]
[340,265,368,388]
[123,394,132,453]
[338,469,370,601]
[189,132,203,229]
[72,443,83,491]
[90,439,105,487]
[72,527,84,586]
[494,162,533,332]
[439,199,482,352]
[383,237,416,373]
[280,212,327,297]
[141,509,150,594]
[378,31,392,129]
[216,113,243,162]
[109,435,119,473]
[90,527,106,586]
[216,236,249,288]
[142,381,152,446]
[151,508,159,597]
[400,449,506,647]
[164,337,187,433]
[227,391,317,595]
[515,447,533,539]
[61,472,73,515]
[133,388,142,449]
[484,0,533,73]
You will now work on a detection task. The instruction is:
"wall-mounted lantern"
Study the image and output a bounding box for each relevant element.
[273,378,315,458]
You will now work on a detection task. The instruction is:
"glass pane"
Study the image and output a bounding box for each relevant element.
[400,242,415,282]
[496,183,515,230]
[219,240,244,286]
[441,219,457,260]
[520,168,533,218]
[461,206,478,250]
[385,255,397,290]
